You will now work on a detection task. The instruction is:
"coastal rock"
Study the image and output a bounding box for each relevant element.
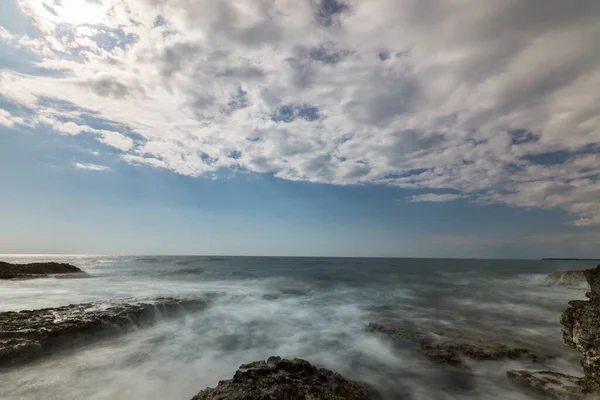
[0,261,84,279]
[366,323,545,369]
[561,266,600,386]
[546,270,587,287]
[365,323,433,345]
[508,265,600,398]
[191,356,372,400]
[507,370,589,399]
[0,297,208,367]
[419,342,544,368]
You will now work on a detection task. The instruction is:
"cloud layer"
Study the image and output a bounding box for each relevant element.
[1,0,599,224]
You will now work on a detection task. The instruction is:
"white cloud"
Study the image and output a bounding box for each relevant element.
[2,0,600,223]
[407,193,462,203]
[74,162,111,171]
[0,109,25,127]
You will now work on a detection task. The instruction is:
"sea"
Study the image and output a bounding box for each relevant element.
[0,255,594,400]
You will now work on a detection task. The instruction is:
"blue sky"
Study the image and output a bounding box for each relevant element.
[1,0,599,257]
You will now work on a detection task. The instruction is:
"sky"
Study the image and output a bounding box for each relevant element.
[0,0,599,258]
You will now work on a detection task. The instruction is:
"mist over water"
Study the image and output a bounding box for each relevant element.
[0,255,592,399]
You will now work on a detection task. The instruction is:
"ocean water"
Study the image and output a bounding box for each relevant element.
[0,255,594,400]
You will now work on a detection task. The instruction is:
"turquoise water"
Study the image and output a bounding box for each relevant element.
[0,255,593,399]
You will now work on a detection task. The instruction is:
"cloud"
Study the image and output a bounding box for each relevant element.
[407,193,462,203]
[74,162,111,171]
[1,0,599,224]
[0,108,25,127]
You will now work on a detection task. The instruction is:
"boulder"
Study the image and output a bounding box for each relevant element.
[545,270,587,287]
[191,356,372,400]
[0,261,84,279]
[0,297,208,367]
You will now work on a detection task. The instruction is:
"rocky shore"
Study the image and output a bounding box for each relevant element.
[191,356,372,400]
[3,260,600,399]
[507,265,600,399]
[0,261,85,279]
[0,297,209,367]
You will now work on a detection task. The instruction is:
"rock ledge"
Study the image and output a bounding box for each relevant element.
[0,297,208,367]
[0,261,84,279]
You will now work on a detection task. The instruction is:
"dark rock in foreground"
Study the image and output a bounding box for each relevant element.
[366,322,547,369]
[508,265,600,399]
[507,370,589,399]
[192,356,372,400]
[0,261,84,279]
[545,270,588,287]
[0,297,208,367]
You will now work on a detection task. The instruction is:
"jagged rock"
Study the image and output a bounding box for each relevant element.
[507,370,590,399]
[0,297,208,367]
[508,265,600,399]
[546,270,588,287]
[562,266,600,386]
[366,322,546,369]
[0,261,85,279]
[191,357,372,400]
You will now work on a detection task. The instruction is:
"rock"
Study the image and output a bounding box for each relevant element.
[562,266,600,387]
[507,370,590,399]
[365,323,433,346]
[508,265,600,398]
[0,261,85,279]
[419,342,544,369]
[191,357,372,400]
[0,297,208,367]
[366,323,546,369]
[546,270,588,287]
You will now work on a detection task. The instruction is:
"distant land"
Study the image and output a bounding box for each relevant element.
[542,258,600,261]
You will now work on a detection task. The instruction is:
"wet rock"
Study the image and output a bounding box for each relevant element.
[0,261,85,279]
[0,297,208,367]
[508,265,600,398]
[562,266,600,387]
[419,342,544,368]
[365,323,433,346]
[366,323,546,369]
[546,270,588,287]
[191,356,372,400]
[507,370,589,399]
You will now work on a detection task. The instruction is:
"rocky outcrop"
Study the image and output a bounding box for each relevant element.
[507,370,588,399]
[561,266,600,388]
[191,356,372,400]
[0,297,208,367]
[508,265,600,399]
[546,270,587,287]
[0,261,85,279]
[366,322,546,369]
